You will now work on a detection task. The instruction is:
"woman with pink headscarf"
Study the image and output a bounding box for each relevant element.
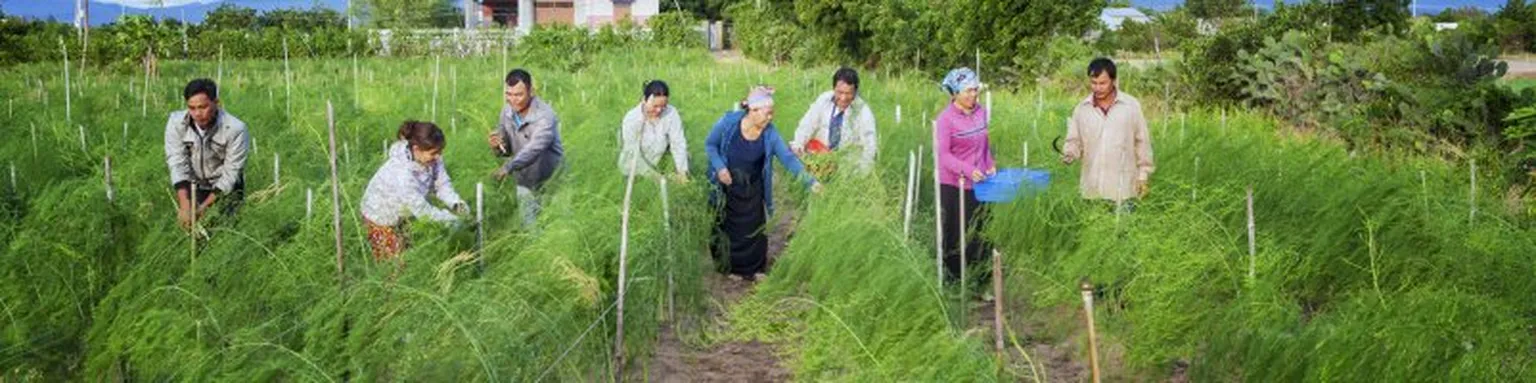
[705,86,822,281]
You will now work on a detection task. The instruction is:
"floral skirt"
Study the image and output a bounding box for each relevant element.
[366,219,409,262]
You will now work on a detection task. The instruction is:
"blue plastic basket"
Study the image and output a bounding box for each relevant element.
[974,168,1050,203]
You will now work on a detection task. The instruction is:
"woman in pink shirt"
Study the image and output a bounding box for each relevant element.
[935,67,996,286]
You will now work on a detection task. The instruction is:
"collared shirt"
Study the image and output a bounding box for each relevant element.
[1065,91,1155,201]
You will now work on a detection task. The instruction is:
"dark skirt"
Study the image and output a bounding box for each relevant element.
[714,168,768,276]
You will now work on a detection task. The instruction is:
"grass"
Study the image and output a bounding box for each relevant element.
[2,45,1534,382]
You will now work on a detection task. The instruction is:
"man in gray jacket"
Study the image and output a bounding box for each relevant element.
[487,69,564,229]
[165,78,250,229]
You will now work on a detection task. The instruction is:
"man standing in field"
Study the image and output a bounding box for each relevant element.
[165,78,251,230]
[1062,58,1155,211]
[791,67,878,176]
[488,69,565,230]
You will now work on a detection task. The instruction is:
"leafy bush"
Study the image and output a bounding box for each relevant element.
[648,11,704,49]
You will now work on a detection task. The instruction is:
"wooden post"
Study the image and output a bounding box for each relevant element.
[614,157,639,381]
[1247,186,1256,283]
[991,250,1005,354]
[1081,282,1102,383]
[327,100,344,279]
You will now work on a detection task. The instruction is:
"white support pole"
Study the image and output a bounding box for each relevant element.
[8,163,15,195]
[273,153,281,187]
[895,104,902,125]
[614,157,640,379]
[476,182,485,260]
[61,37,72,125]
[1023,141,1029,167]
[104,156,114,203]
[1246,186,1256,283]
[932,126,944,287]
[30,123,38,158]
[217,44,223,88]
[903,150,917,238]
[121,122,129,152]
[284,38,293,118]
[78,125,88,155]
[327,100,344,278]
[432,55,441,122]
[661,177,674,322]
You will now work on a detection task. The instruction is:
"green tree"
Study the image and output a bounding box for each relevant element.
[1327,0,1411,40]
[1185,0,1248,19]
[359,0,461,29]
[1492,0,1535,52]
[201,4,258,31]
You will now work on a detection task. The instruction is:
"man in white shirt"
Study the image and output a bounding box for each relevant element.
[792,67,878,175]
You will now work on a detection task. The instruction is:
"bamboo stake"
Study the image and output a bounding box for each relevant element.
[903,150,917,238]
[327,100,344,279]
[1247,186,1256,283]
[1081,282,1102,383]
[273,153,281,187]
[614,157,640,381]
[476,182,485,272]
[61,37,72,125]
[959,178,968,312]
[933,125,944,287]
[432,55,441,122]
[141,47,149,117]
[78,125,88,155]
[284,38,293,119]
[661,177,675,322]
[104,156,113,203]
[306,188,314,220]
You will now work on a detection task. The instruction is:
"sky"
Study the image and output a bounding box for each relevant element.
[0,0,1509,26]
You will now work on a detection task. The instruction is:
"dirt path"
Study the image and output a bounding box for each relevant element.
[644,211,797,382]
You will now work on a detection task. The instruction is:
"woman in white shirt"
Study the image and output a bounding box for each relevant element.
[361,121,467,263]
[618,80,690,181]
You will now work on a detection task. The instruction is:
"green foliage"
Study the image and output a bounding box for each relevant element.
[648,11,704,49]
[358,0,462,29]
[1492,0,1536,53]
[1184,0,1249,19]
[727,0,1104,86]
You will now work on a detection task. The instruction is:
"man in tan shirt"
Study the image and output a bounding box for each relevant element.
[1062,58,1155,205]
